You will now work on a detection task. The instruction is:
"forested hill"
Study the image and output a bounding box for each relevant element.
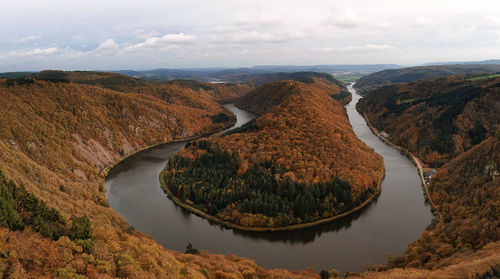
[387,135,500,271]
[358,75,500,166]
[354,64,500,94]
[0,77,318,278]
[5,70,256,104]
[350,73,500,278]
[245,71,345,87]
[163,80,384,228]
[237,75,350,114]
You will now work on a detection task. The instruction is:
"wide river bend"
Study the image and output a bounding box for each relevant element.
[106,87,433,273]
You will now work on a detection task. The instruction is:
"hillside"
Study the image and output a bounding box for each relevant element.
[239,74,350,108]
[353,136,500,278]
[166,79,255,103]
[244,71,344,86]
[388,136,500,270]
[357,75,500,166]
[0,77,319,278]
[354,64,500,94]
[351,74,500,278]
[6,70,255,105]
[162,80,384,229]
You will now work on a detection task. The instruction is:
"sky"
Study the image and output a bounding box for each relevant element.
[1,0,500,71]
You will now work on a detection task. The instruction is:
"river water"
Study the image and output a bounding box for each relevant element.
[106,87,433,273]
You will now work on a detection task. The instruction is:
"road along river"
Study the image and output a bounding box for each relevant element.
[106,88,433,273]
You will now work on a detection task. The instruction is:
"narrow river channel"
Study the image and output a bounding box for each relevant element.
[106,86,433,273]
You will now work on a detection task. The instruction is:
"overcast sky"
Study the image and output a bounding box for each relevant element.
[1,0,500,71]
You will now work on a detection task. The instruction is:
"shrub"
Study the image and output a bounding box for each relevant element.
[185,242,199,254]
[320,270,330,279]
[70,216,93,241]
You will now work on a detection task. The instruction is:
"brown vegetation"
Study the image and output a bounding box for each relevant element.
[388,137,500,270]
[164,79,384,228]
[355,75,500,278]
[354,64,500,94]
[358,75,500,166]
[0,75,317,278]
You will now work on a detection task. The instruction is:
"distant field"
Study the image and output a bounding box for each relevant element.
[336,74,364,83]
[466,73,500,81]
[399,98,415,104]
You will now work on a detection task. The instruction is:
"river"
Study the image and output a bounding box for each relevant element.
[106,86,433,273]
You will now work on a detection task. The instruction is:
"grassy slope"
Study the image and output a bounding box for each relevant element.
[0,77,316,278]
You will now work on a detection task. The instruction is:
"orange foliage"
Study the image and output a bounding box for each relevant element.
[183,80,384,199]
[0,76,317,278]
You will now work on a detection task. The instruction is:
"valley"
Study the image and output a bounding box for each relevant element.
[0,68,499,278]
[106,83,433,273]
[3,1,500,278]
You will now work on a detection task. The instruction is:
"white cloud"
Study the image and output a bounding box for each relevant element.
[412,17,434,27]
[234,12,281,26]
[1,0,500,70]
[321,44,395,53]
[218,29,307,44]
[485,14,500,26]
[96,39,120,51]
[132,29,161,39]
[121,33,196,53]
[10,47,60,56]
[94,39,120,56]
[17,35,40,43]
[325,10,389,29]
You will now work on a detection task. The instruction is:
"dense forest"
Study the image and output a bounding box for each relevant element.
[358,75,500,166]
[354,64,500,94]
[164,78,384,228]
[165,141,375,227]
[0,169,93,250]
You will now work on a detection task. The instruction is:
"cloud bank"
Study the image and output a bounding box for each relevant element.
[0,0,499,71]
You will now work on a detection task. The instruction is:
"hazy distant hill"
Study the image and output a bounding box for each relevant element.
[424,59,500,66]
[115,64,400,83]
[354,64,500,93]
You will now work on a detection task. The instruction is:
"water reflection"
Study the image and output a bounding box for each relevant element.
[233,199,378,244]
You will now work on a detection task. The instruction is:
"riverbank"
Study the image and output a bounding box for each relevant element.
[356,108,443,223]
[159,168,383,232]
[99,120,236,178]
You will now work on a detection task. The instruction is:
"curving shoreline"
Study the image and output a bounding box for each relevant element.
[100,120,236,178]
[157,96,385,232]
[356,108,443,223]
[106,96,433,272]
[159,167,383,232]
